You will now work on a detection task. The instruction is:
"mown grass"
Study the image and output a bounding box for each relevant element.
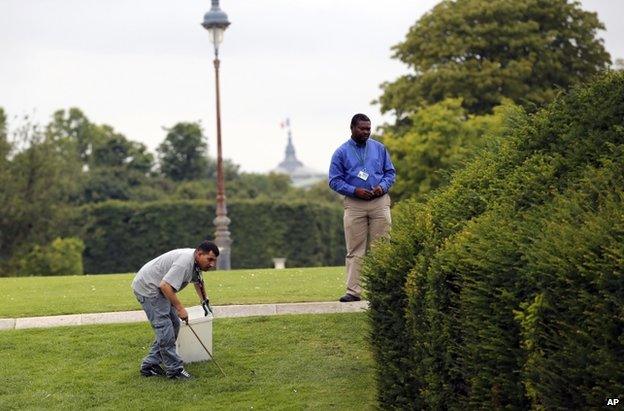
[0,313,375,410]
[0,266,345,318]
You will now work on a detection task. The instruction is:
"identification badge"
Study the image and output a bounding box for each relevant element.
[357,169,369,181]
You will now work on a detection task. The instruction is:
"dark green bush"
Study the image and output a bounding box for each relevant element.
[365,72,624,408]
[68,199,345,274]
[14,237,85,276]
[364,200,432,409]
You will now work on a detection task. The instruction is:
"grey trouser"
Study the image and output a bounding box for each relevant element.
[134,291,183,375]
[343,193,392,297]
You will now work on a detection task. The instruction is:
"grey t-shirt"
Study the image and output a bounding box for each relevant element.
[131,248,199,297]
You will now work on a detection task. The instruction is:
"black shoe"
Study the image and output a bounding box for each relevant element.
[168,368,193,380]
[339,294,361,302]
[140,364,166,377]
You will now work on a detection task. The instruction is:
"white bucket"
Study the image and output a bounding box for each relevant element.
[176,305,213,363]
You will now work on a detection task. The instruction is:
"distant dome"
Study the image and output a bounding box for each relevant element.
[271,124,325,188]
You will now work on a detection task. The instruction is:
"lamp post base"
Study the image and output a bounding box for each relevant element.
[214,215,232,270]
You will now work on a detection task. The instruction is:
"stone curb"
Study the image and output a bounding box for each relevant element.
[0,318,16,330]
[0,301,368,331]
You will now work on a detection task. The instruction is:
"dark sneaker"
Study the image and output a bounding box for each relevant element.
[168,368,193,380]
[140,364,166,377]
[339,294,361,302]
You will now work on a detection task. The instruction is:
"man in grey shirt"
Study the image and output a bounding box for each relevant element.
[131,240,219,379]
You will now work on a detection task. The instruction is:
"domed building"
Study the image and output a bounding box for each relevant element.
[271,121,325,188]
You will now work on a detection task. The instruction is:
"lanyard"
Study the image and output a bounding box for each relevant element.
[351,143,368,167]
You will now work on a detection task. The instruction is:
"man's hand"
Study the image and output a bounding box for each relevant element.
[159,280,188,322]
[176,306,189,322]
[372,185,384,197]
[354,187,374,200]
[201,299,213,316]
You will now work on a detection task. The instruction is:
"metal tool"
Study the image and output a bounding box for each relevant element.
[183,319,226,377]
[196,271,213,316]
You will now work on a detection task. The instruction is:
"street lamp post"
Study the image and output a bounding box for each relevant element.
[202,0,232,270]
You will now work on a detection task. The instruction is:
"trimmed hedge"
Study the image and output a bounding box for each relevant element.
[68,199,345,274]
[365,72,624,408]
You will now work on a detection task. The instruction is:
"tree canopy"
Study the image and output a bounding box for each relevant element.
[157,122,210,181]
[382,98,506,202]
[0,108,9,161]
[0,107,337,274]
[378,0,611,119]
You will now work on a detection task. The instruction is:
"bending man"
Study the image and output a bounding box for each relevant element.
[131,240,219,379]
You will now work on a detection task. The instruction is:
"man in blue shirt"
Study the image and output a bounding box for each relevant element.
[329,113,396,302]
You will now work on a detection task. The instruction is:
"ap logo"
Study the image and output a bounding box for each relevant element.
[607,398,620,406]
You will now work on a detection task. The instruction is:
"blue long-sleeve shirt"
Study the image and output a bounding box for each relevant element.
[328,138,396,197]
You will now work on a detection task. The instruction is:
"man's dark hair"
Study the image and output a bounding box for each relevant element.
[350,113,370,128]
[197,240,220,256]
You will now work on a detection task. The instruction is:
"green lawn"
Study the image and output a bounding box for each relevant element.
[0,267,346,318]
[0,313,375,410]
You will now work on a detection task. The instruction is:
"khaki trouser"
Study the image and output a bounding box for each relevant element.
[343,193,392,297]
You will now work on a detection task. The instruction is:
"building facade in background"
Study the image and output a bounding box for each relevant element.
[271,120,324,188]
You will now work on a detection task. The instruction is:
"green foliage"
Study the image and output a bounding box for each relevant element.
[90,128,153,173]
[46,108,154,174]
[363,199,432,409]
[0,116,81,274]
[515,162,624,409]
[173,173,340,206]
[14,237,85,276]
[46,108,98,164]
[174,173,293,201]
[67,199,345,274]
[383,98,507,202]
[378,0,611,119]
[81,167,158,203]
[0,107,9,160]
[0,108,337,275]
[44,108,157,204]
[365,72,624,408]
[157,122,210,181]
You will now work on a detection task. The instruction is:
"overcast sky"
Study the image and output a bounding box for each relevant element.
[1,0,622,173]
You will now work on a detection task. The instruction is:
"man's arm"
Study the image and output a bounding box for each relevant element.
[195,281,213,316]
[328,150,357,196]
[194,282,204,302]
[378,147,396,193]
[159,280,188,321]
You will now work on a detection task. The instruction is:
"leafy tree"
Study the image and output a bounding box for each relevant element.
[46,108,153,174]
[157,122,210,181]
[44,109,155,203]
[0,117,79,273]
[0,108,9,161]
[45,108,96,165]
[378,0,611,119]
[383,98,507,202]
[90,126,153,173]
[0,108,13,270]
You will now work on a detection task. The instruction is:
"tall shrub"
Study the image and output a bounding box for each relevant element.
[365,72,624,408]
